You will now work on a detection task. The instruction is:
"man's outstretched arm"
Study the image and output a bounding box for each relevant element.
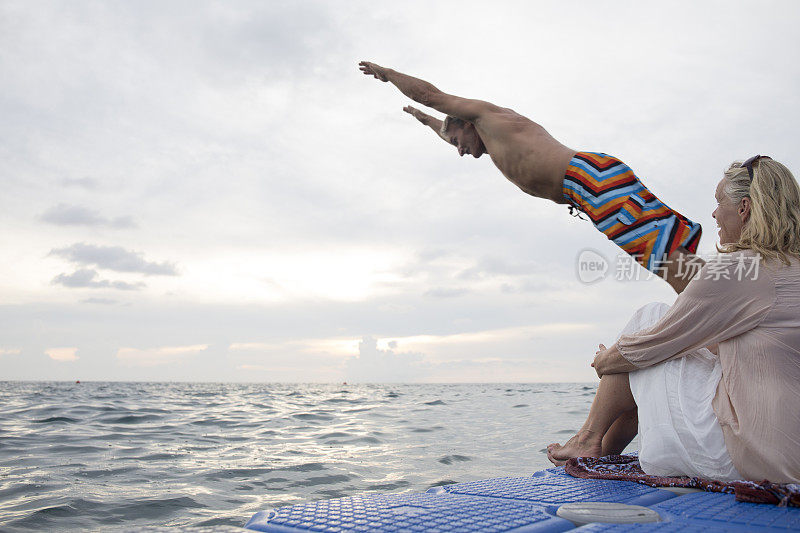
[359,61,499,122]
[402,105,454,144]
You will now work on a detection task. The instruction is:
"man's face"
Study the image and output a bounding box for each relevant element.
[445,122,484,158]
[712,178,746,244]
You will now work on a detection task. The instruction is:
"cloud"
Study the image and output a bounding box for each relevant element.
[116,344,209,367]
[456,256,542,280]
[500,279,571,294]
[345,335,427,383]
[424,287,470,298]
[61,177,99,189]
[40,204,135,228]
[190,2,345,80]
[226,338,349,381]
[81,297,119,305]
[0,348,21,356]
[390,322,596,352]
[45,347,78,361]
[398,252,563,299]
[49,243,178,276]
[52,268,145,290]
[228,338,357,358]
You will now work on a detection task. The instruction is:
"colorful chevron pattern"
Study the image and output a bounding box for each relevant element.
[563,152,702,272]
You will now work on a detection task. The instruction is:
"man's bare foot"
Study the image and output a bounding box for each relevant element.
[547,430,603,466]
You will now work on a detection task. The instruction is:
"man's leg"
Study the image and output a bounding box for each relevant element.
[547,372,636,466]
[664,247,706,293]
[508,143,704,294]
[562,152,703,294]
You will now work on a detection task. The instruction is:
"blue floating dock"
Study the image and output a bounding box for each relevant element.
[244,466,800,532]
[245,492,573,532]
[575,491,800,531]
[428,468,673,507]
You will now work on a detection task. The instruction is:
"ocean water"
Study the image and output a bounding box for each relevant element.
[0,382,600,531]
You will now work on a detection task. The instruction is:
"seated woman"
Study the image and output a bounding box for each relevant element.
[547,156,800,483]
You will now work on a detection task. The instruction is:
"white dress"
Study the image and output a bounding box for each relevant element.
[621,302,741,481]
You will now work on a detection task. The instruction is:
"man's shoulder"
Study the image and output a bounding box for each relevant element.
[479,106,522,118]
[475,107,531,129]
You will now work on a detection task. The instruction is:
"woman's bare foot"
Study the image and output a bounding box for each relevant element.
[547,430,603,466]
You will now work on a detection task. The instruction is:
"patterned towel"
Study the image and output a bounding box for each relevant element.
[565,454,800,507]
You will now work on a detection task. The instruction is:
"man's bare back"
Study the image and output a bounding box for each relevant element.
[474,109,576,203]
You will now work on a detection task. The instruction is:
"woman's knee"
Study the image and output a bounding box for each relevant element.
[618,302,670,337]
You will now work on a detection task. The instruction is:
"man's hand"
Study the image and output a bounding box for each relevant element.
[403,105,433,126]
[591,343,637,378]
[358,61,491,125]
[403,105,448,144]
[359,61,389,82]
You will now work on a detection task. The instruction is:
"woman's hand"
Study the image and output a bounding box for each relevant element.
[591,343,638,378]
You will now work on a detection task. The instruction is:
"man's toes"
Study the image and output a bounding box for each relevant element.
[547,443,561,453]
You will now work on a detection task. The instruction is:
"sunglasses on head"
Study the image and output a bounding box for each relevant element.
[741,155,772,182]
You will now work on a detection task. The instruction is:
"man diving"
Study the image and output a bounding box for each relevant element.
[359,61,703,293]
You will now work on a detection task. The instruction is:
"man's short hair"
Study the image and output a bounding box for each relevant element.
[440,115,466,136]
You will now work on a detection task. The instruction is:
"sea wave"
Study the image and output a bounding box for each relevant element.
[0,381,597,531]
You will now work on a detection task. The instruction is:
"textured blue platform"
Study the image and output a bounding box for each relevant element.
[574,491,800,532]
[244,492,573,532]
[119,526,247,533]
[428,470,674,507]
[575,523,732,532]
[244,467,799,532]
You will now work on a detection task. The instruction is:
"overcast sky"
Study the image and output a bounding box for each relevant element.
[1,0,799,382]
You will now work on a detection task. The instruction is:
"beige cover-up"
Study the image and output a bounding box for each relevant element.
[617,250,800,483]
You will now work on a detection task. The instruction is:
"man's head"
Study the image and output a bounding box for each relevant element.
[440,116,486,158]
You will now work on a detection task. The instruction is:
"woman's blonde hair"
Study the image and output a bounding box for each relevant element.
[718,158,800,264]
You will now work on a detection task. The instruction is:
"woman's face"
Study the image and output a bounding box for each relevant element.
[712,178,749,244]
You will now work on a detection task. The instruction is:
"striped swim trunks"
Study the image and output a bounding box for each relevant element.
[563,152,702,272]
